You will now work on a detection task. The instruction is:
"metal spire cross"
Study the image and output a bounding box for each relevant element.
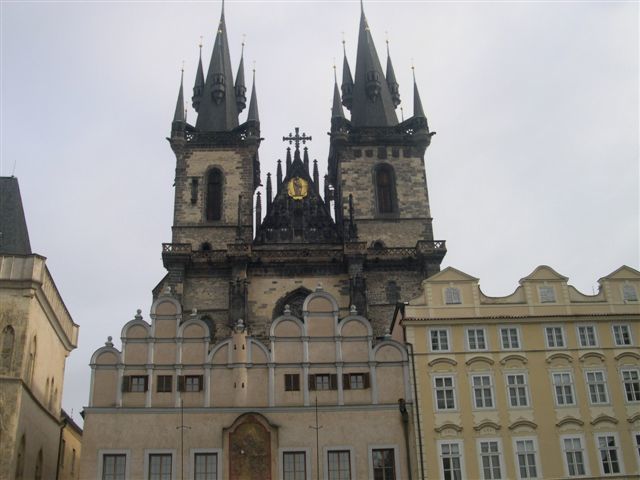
[282,127,312,150]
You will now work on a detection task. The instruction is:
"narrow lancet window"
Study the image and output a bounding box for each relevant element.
[206,169,223,221]
[375,164,395,214]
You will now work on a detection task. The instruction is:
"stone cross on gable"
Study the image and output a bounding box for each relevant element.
[282,127,312,150]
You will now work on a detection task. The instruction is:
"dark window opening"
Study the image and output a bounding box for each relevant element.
[375,165,395,214]
[201,242,212,251]
[157,375,172,393]
[285,374,300,391]
[206,169,223,221]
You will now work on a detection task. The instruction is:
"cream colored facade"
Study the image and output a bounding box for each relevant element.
[399,265,640,479]
[0,254,80,479]
[81,287,417,479]
[59,410,83,480]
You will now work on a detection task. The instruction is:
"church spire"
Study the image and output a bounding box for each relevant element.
[247,69,259,123]
[412,67,426,119]
[385,39,400,108]
[332,66,345,120]
[192,39,205,112]
[235,39,247,113]
[173,67,185,124]
[341,39,354,111]
[350,2,398,127]
[195,1,239,132]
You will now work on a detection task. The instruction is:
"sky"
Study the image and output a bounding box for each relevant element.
[1,0,638,425]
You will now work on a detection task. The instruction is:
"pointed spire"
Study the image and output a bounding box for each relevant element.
[266,173,273,210]
[235,39,247,113]
[255,191,262,226]
[196,1,239,132]
[350,4,398,127]
[173,67,185,123]
[276,160,283,190]
[341,39,354,110]
[313,159,320,192]
[192,39,205,112]
[247,68,259,123]
[412,67,425,119]
[332,66,346,119]
[286,148,292,174]
[385,39,400,108]
[303,147,310,172]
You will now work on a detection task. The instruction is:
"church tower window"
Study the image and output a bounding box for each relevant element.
[374,164,396,214]
[1,325,15,369]
[206,169,223,221]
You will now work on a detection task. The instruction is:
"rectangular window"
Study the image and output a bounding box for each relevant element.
[148,454,172,480]
[545,326,565,348]
[434,376,456,410]
[284,374,300,392]
[308,374,338,391]
[343,373,369,390]
[613,324,632,346]
[102,454,126,480]
[552,372,575,406]
[515,439,538,479]
[467,328,487,350]
[577,325,597,347]
[440,441,463,480]
[178,375,203,392]
[478,440,502,480]
[585,371,609,404]
[622,369,640,402]
[372,448,395,480]
[194,453,217,480]
[283,452,306,480]
[445,287,462,305]
[634,432,640,467]
[71,449,76,474]
[327,450,350,480]
[500,327,520,350]
[430,329,449,351]
[596,435,621,475]
[506,374,529,407]
[157,375,172,393]
[316,374,331,391]
[562,437,586,477]
[623,284,638,301]
[122,375,148,393]
[472,375,494,409]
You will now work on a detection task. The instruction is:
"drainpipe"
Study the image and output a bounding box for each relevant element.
[406,342,425,480]
[398,398,412,480]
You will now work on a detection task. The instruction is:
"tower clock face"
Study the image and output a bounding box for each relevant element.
[287,177,309,200]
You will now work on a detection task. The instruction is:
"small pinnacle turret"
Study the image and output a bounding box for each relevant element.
[385,41,400,108]
[247,70,259,123]
[412,69,426,119]
[195,2,240,132]
[235,42,247,113]
[341,41,354,111]
[332,67,346,120]
[192,42,205,112]
[173,69,185,124]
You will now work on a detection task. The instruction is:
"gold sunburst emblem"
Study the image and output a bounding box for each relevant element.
[287,177,309,200]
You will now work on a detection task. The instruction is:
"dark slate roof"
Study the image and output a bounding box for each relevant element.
[173,70,185,123]
[0,177,32,255]
[350,9,399,127]
[195,6,239,132]
[413,76,426,119]
[247,71,259,123]
[331,75,345,119]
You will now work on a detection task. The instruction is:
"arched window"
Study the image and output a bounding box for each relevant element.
[375,164,396,214]
[15,435,25,480]
[206,169,223,221]
[35,449,43,480]
[27,336,37,386]
[1,325,15,369]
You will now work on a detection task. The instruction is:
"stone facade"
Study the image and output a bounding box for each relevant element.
[398,265,640,479]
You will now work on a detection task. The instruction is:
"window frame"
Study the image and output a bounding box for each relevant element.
[622,283,639,302]
[429,328,451,352]
[144,449,175,480]
[544,325,566,349]
[368,445,400,480]
[476,438,504,480]
[324,446,355,480]
[551,371,576,407]
[594,433,624,476]
[156,375,173,393]
[505,372,530,408]
[437,439,465,480]
[280,448,310,480]
[470,373,495,410]
[576,324,598,348]
[190,448,222,480]
[284,374,300,392]
[444,287,462,305]
[560,434,589,477]
[466,327,488,351]
[513,437,541,479]
[372,163,398,217]
[205,168,224,222]
[499,326,521,350]
[98,449,130,480]
[584,369,609,405]
[538,285,556,303]
[612,324,632,346]
[621,368,640,403]
[433,374,457,411]
[633,431,640,470]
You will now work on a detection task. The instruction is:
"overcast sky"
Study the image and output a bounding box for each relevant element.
[1,0,637,425]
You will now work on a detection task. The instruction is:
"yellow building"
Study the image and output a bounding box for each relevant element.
[397,265,640,479]
[0,177,80,479]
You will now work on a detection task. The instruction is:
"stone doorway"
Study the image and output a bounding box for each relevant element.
[226,413,276,480]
